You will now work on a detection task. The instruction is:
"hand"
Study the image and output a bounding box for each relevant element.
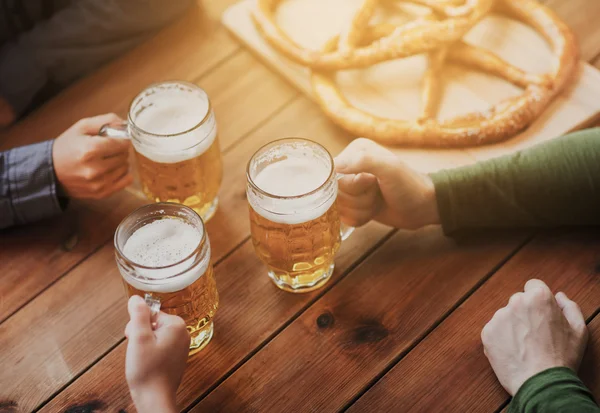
[52,113,133,200]
[481,279,589,396]
[125,295,191,413]
[334,138,439,229]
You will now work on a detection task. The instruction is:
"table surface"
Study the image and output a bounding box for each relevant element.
[1,1,600,412]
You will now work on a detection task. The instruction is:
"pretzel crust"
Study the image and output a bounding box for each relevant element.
[253,0,579,147]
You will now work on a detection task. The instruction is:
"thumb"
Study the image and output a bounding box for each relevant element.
[334,138,396,178]
[555,292,587,332]
[127,295,153,337]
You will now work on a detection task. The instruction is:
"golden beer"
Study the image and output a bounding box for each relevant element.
[115,203,219,355]
[247,138,353,293]
[135,135,223,220]
[102,81,223,221]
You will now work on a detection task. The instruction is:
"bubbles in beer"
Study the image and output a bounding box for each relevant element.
[123,218,201,269]
[254,157,329,197]
[250,156,336,225]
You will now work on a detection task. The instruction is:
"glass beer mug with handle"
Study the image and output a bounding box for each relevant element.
[115,202,219,355]
[246,138,354,293]
[101,81,223,222]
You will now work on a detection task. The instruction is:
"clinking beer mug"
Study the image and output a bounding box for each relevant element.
[101,81,223,222]
[114,202,219,355]
[246,138,354,293]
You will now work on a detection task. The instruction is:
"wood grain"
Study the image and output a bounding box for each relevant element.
[347,229,600,413]
[0,195,143,324]
[191,229,528,413]
[20,96,387,412]
[41,223,392,413]
[0,46,294,330]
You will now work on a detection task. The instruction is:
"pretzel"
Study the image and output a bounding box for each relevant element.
[253,0,578,147]
[253,0,495,70]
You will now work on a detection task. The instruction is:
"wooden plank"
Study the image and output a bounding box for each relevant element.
[0,195,142,324]
[40,224,392,413]
[0,48,295,328]
[0,5,238,151]
[10,97,383,412]
[189,230,528,413]
[347,230,600,413]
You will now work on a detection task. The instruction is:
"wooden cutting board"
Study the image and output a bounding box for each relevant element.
[222,0,600,172]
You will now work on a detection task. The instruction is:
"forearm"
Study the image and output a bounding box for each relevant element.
[509,367,599,413]
[0,0,194,116]
[430,128,600,234]
[0,141,66,229]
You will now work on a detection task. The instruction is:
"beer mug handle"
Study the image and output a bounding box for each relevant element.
[99,121,131,140]
[336,173,355,241]
[144,293,161,328]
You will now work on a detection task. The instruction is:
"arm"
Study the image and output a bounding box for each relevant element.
[0,0,194,117]
[1,114,133,230]
[0,140,65,229]
[509,367,599,413]
[431,128,600,234]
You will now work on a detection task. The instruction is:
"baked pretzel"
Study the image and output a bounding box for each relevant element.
[253,0,578,147]
[253,0,495,70]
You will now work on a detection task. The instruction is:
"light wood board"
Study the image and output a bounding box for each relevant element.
[223,0,600,172]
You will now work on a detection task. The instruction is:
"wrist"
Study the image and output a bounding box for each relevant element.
[130,383,177,413]
[420,175,440,226]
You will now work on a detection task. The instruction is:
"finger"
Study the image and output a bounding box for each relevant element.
[77,113,123,135]
[337,204,373,227]
[93,153,129,173]
[508,292,524,307]
[97,170,134,199]
[524,279,552,295]
[338,173,378,196]
[88,135,131,158]
[127,295,153,337]
[334,138,396,177]
[154,313,190,343]
[556,292,587,332]
[337,190,379,211]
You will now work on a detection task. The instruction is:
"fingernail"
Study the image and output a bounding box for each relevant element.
[130,295,145,305]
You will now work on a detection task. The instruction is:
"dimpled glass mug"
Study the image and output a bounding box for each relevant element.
[101,81,223,221]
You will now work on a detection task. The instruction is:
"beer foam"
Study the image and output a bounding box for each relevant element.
[249,157,336,225]
[122,218,210,293]
[132,91,217,164]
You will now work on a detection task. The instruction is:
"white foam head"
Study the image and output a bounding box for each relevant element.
[248,145,337,225]
[130,82,217,164]
[121,218,209,293]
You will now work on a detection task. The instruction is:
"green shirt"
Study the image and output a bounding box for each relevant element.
[432,128,600,234]
[431,128,600,413]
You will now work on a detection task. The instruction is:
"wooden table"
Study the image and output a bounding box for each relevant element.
[1,1,600,412]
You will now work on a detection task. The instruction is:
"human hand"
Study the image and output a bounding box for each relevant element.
[334,138,439,229]
[52,113,133,200]
[481,279,588,396]
[125,295,191,413]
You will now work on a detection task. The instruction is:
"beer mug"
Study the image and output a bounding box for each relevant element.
[246,138,354,293]
[115,202,219,355]
[101,81,223,221]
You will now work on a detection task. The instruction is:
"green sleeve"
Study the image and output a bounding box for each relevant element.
[430,128,600,234]
[509,367,599,413]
